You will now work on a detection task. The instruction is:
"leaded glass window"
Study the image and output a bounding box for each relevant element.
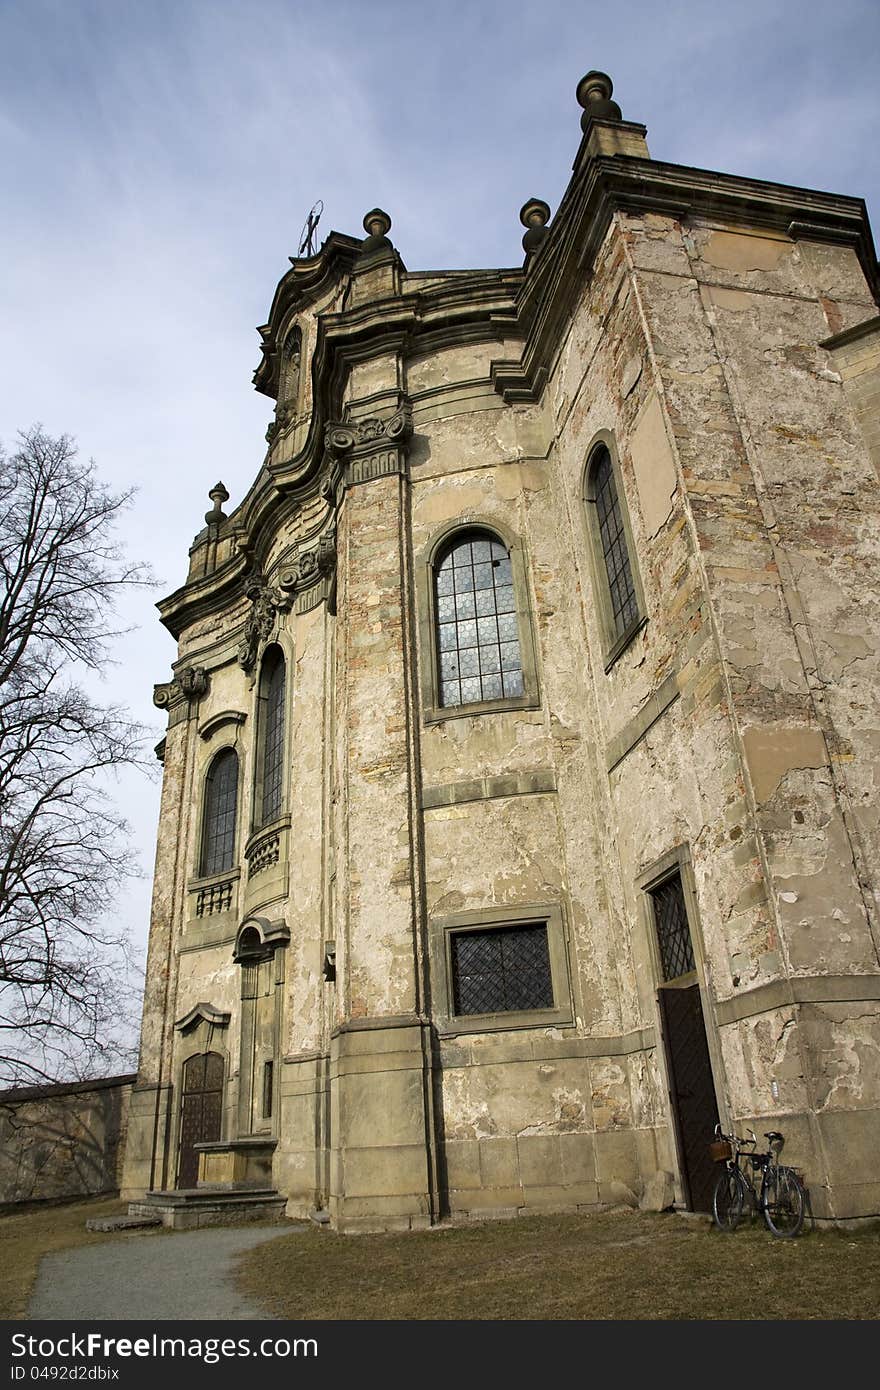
[200,748,238,876]
[451,924,553,1016]
[435,532,523,708]
[650,872,696,982]
[590,444,639,640]
[257,647,285,827]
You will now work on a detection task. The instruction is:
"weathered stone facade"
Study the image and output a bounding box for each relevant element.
[122,73,880,1228]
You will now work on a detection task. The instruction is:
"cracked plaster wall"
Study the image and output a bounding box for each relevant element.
[617,212,880,1213]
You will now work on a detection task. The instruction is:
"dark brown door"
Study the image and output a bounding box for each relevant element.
[658,982,719,1211]
[177,1052,224,1189]
[650,870,720,1212]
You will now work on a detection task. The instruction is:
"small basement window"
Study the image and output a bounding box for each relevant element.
[430,903,573,1034]
[452,924,553,1015]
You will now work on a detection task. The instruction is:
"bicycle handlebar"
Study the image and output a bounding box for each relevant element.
[714,1126,757,1149]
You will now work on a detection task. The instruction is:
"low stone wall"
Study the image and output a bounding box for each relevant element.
[0,1073,136,1206]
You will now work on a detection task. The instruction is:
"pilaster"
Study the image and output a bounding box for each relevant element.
[121,670,207,1195]
[327,390,438,1228]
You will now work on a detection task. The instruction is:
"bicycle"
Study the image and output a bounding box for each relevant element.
[710,1125,806,1238]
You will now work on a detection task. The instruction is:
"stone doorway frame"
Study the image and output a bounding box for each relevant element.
[172,1003,231,1190]
[635,843,728,1209]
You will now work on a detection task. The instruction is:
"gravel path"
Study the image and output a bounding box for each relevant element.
[28,1226,292,1321]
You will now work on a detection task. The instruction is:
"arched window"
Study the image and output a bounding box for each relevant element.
[434,530,524,709]
[200,748,239,876]
[255,645,286,827]
[585,441,643,661]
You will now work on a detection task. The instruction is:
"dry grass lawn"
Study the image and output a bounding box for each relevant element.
[3,1200,878,1322]
[237,1207,880,1321]
[0,1197,151,1320]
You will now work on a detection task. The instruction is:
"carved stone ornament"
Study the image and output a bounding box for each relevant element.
[265,335,300,446]
[324,403,413,459]
[266,399,295,445]
[154,665,210,709]
[283,340,301,400]
[325,423,356,457]
[278,529,337,604]
[237,581,289,672]
[317,531,336,573]
[179,666,210,699]
[356,418,385,442]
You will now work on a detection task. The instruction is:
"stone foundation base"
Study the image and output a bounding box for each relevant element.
[130,1187,287,1230]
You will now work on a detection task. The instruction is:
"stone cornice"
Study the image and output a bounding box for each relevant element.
[174,1002,231,1033]
[820,313,880,352]
[715,972,880,1026]
[495,155,880,404]
[158,549,251,641]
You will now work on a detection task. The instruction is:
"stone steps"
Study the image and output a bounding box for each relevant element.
[129,1187,288,1230]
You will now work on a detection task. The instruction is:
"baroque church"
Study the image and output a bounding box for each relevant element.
[122,72,880,1229]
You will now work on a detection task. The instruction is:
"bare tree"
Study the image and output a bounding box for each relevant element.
[0,426,153,1088]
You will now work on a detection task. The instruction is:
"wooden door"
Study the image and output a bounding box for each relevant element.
[176,1051,224,1189]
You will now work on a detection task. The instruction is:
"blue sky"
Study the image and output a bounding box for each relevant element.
[1,0,878,1000]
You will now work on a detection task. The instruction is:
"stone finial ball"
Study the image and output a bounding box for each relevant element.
[577,70,614,107]
[576,70,622,129]
[204,480,230,526]
[519,198,551,256]
[519,198,551,230]
[363,208,392,238]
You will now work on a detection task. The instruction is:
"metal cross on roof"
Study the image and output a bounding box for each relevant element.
[298,200,323,258]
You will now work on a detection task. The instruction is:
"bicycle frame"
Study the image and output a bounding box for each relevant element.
[711,1126,805,1237]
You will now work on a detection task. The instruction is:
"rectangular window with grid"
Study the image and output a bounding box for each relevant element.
[650,871,696,982]
[451,923,554,1016]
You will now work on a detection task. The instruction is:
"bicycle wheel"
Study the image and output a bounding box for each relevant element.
[713,1166,747,1232]
[762,1166,805,1238]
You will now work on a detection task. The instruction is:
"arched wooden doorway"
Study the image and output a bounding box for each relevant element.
[177,1051,224,1188]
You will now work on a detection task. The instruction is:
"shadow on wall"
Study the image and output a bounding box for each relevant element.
[0,1074,136,1206]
